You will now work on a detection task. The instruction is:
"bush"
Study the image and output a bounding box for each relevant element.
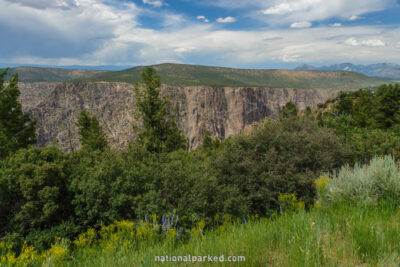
[320,156,400,205]
[0,146,73,250]
[69,149,135,228]
[212,117,354,215]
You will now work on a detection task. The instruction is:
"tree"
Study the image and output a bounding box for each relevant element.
[134,67,186,153]
[201,130,220,150]
[375,84,400,128]
[76,110,108,151]
[279,101,299,120]
[0,68,36,158]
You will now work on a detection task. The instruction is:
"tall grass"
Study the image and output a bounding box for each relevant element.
[2,202,400,266]
[3,156,400,266]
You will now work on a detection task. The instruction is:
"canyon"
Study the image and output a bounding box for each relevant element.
[19,81,339,151]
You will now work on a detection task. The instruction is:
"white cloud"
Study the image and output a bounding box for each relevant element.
[344,38,360,46]
[4,0,81,9]
[290,21,312,28]
[396,42,400,49]
[142,0,164,7]
[282,54,303,62]
[344,38,386,47]
[361,39,386,47]
[349,15,360,21]
[259,0,395,24]
[197,15,209,23]
[216,16,236,23]
[330,23,342,27]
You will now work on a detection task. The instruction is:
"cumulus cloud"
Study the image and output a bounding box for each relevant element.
[1,0,399,67]
[330,23,342,27]
[216,16,236,23]
[343,38,386,47]
[142,0,164,7]
[0,0,140,62]
[290,21,312,28]
[197,15,209,23]
[259,0,395,24]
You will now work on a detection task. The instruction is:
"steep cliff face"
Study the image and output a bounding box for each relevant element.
[18,82,338,151]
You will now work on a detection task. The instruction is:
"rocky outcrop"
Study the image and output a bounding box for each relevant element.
[18,82,338,151]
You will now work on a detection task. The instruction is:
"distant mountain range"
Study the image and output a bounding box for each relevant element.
[295,63,400,80]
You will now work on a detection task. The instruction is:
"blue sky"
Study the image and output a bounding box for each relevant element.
[0,0,400,69]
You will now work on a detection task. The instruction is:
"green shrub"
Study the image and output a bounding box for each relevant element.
[321,156,400,205]
[213,117,353,215]
[0,146,73,250]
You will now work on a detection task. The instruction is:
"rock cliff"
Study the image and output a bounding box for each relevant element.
[18,82,339,151]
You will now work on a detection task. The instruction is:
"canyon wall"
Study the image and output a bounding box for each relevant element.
[18,82,338,151]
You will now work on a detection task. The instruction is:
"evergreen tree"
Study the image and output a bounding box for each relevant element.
[279,101,299,120]
[201,130,220,150]
[76,110,108,151]
[0,68,36,158]
[134,67,186,153]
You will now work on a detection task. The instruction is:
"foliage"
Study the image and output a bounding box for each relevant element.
[201,130,220,150]
[279,101,299,120]
[320,156,400,205]
[0,146,73,250]
[133,66,186,153]
[3,202,400,266]
[212,117,353,215]
[85,63,384,89]
[2,68,398,262]
[76,110,108,151]
[278,193,305,212]
[0,68,36,159]
[316,84,400,162]
[68,149,135,229]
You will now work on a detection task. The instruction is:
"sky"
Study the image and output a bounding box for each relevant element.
[1,0,400,69]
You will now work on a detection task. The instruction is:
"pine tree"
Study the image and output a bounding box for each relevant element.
[201,130,220,150]
[76,110,108,151]
[279,101,299,120]
[0,68,36,158]
[134,67,186,153]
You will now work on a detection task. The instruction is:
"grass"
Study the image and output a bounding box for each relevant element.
[2,202,400,266]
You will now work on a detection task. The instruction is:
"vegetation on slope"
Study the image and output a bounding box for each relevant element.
[84,63,385,89]
[6,67,105,82]
[5,64,385,89]
[315,83,400,162]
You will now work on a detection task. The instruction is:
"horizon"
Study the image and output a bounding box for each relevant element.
[2,61,400,72]
[1,0,400,69]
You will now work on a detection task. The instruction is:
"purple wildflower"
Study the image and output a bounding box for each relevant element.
[177,227,182,241]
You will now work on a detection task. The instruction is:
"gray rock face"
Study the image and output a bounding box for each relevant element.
[18,82,338,151]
